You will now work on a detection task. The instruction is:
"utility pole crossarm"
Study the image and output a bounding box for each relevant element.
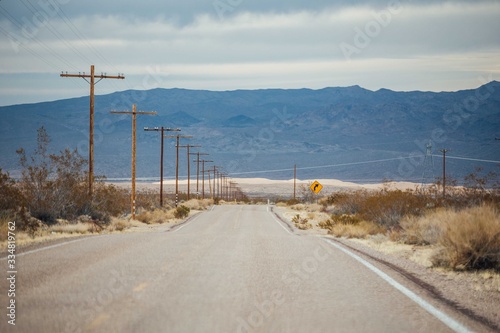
[60,72,125,79]
[111,111,157,115]
[144,127,181,132]
[61,72,124,85]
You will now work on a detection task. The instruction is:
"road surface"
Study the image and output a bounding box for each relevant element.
[0,205,484,332]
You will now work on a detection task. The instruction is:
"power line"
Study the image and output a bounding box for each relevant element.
[230,156,420,176]
[431,155,500,164]
[0,5,80,71]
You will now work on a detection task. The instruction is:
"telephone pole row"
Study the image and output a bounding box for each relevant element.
[165,134,192,207]
[178,144,201,200]
[144,127,181,207]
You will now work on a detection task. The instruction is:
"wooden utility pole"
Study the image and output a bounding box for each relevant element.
[213,166,223,199]
[111,105,156,219]
[61,65,125,196]
[294,164,297,200]
[440,149,449,198]
[192,152,209,195]
[144,127,181,206]
[178,145,201,200]
[201,160,213,199]
[165,134,192,206]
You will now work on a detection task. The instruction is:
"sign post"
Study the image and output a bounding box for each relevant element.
[310,180,323,204]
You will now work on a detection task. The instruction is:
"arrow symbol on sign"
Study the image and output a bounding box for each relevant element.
[314,184,319,191]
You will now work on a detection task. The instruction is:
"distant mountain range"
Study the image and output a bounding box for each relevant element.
[1,82,499,184]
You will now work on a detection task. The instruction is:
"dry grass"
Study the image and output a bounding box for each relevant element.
[329,221,385,239]
[432,204,500,270]
[136,208,174,224]
[0,215,9,242]
[400,210,445,245]
[49,222,97,234]
[181,199,213,211]
[108,218,132,232]
[317,213,385,239]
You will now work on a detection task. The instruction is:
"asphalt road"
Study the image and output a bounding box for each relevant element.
[0,205,483,332]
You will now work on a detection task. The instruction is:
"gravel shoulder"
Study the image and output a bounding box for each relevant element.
[273,205,500,332]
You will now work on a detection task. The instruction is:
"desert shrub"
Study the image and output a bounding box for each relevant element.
[15,206,44,238]
[284,198,301,206]
[359,190,427,227]
[292,214,312,230]
[318,219,334,229]
[318,214,359,230]
[109,219,130,232]
[135,189,160,211]
[92,181,129,217]
[16,127,90,223]
[329,221,385,239]
[0,214,10,242]
[399,211,444,245]
[318,213,381,238]
[326,191,367,215]
[174,205,190,219]
[136,208,174,224]
[332,214,361,225]
[49,222,95,234]
[0,169,24,211]
[431,205,500,270]
[292,214,307,224]
[182,199,213,211]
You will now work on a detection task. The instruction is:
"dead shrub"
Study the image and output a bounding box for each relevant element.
[49,222,95,234]
[431,205,500,270]
[136,209,172,224]
[292,214,312,230]
[109,218,131,232]
[326,191,367,215]
[359,190,427,227]
[318,214,360,230]
[400,211,444,245]
[319,212,383,238]
[329,221,385,239]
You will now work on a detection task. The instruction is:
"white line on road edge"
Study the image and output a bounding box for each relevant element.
[270,214,293,235]
[172,214,201,233]
[0,237,97,260]
[324,239,472,333]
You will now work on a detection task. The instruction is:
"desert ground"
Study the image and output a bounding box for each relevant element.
[110,177,421,198]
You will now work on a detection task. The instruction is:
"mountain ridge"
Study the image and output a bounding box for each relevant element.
[1,82,499,183]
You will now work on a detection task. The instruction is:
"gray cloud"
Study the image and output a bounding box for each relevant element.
[0,0,499,105]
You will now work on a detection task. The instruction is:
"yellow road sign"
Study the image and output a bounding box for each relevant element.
[310,181,323,194]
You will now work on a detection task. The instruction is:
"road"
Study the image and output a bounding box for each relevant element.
[0,205,482,332]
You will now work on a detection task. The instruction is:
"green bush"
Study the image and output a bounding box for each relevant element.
[174,205,190,219]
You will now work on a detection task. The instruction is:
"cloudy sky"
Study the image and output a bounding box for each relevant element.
[0,0,499,106]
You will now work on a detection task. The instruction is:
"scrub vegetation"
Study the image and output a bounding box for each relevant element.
[0,127,211,245]
[281,175,500,271]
